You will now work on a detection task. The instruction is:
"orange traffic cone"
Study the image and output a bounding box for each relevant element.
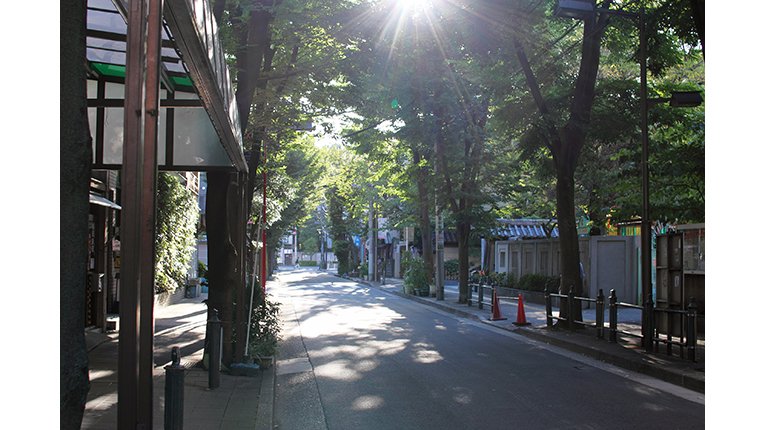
[513,294,531,326]
[488,291,507,321]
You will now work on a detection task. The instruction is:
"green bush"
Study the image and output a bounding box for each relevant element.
[247,287,281,359]
[300,260,318,267]
[470,271,518,289]
[517,273,560,292]
[402,254,429,292]
[155,172,199,294]
[197,261,209,288]
[444,259,459,277]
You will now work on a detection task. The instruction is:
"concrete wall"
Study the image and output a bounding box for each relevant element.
[494,236,640,305]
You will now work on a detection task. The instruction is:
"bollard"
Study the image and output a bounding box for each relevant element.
[687,297,697,363]
[208,309,222,389]
[544,285,551,327]
[165,347,186,430]
[608,289,617,343]
[644,298,654,353]
[478,282,484,310]
[596,289,604,339]
[491,285,496,314]
[567,288,575,331]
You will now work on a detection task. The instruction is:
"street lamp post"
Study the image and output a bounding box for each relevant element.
[554,1,702,350]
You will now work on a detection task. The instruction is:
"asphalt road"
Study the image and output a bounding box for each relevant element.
[272,268,704,430]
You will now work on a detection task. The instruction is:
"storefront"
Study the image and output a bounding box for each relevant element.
[82,0,248,425]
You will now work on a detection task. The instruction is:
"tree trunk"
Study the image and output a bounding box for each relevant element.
[555,165,583,324]
[60,1,92,427]
[514,8,606,328]
[456,220,471,303]
[413,150,433,281]
[207,1,274,365]
[206,171,238,366]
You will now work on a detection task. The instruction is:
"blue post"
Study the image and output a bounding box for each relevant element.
[164,347,186,430]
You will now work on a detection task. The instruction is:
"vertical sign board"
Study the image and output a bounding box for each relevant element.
[655,233,684,337]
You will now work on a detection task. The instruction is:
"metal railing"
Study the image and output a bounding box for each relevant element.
[467,281,490,309]
[647,297,700,362]
[544,286,700,363]
[466,282,521,310]
[545,287,602,333]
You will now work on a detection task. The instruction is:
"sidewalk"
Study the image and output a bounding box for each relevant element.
[346,274,705,394]
[81,293,273,430]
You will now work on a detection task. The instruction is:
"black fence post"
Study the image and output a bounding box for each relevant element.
[687,297,698,363]
[478,282,484,310]
[567,287,575,332]
[545,284,553,328]
[164,347,186,430]
[208,309,222,389]
[596,289,604,339]
[609,289,617,343]
[644,297,654,353]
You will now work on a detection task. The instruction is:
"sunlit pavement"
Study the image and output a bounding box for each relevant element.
[268,266,704,430]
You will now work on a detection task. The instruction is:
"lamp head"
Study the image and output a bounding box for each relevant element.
[554,0,596,20]
[669,91,703,108]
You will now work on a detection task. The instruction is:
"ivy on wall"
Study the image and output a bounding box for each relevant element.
[155,172,199,294]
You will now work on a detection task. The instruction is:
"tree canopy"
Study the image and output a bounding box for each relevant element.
[205,0,704,359]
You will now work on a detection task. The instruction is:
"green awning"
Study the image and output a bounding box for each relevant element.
[86,0,246,173]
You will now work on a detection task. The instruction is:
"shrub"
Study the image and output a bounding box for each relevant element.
[155,172,199,294]
[402,254,429,292]
[198,261,209,288]
[247,286,281,360]
[444,259,459,277]
[300,260,318,267]
[517,273,560,293]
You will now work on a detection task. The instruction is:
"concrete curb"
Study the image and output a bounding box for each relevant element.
[509,326,705,393]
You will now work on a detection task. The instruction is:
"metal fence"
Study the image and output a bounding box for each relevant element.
[466,282,520,311]
[544,286,700,363]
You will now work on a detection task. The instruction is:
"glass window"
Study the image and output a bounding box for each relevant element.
[682,228,705,273]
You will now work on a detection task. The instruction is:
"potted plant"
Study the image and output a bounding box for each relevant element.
[247,290,281,370]
[402,254,429,296]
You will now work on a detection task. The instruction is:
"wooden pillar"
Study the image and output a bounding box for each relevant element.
[118,0,163,428]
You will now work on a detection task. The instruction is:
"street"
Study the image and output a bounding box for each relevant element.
[271,268,704,430]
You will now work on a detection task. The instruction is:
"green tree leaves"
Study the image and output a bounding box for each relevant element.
[155,173,200,294]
